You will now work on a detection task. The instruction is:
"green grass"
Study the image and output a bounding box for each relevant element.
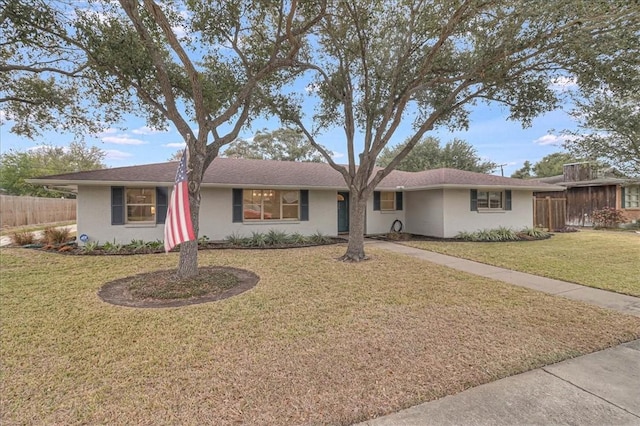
[1,246,639,425]
[405,230,640,296]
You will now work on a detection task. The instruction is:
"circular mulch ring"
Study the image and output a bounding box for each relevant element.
[98,266,259,308]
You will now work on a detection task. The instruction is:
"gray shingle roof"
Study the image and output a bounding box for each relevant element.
[28,158,564,191]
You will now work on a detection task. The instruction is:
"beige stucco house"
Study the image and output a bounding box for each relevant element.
[29,158,563,244]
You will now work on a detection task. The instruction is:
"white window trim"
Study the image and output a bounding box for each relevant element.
[624,186,640,209]
[477,190,504,211]
[379,191,396,211]
[125,187,156,224]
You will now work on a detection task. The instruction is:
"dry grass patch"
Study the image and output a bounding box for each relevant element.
[405,230,640,297]
[1,246,639,425]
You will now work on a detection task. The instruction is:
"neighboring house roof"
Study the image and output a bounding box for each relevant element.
[534,174,640,188]
[27,158,564,191]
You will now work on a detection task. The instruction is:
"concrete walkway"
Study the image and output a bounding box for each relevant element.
[358,240,640,425]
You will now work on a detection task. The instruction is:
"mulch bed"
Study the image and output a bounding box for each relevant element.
[98,266,259,308]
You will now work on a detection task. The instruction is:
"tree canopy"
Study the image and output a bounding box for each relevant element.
[377,137,496,173]
[223,128,330,162]
[511,152,582,178]
[2,0,326,277]
[0,141,105,197]
[272,0,640,260]
[562,93,640,177]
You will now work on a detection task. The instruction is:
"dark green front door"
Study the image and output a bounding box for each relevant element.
[337,192,349,233]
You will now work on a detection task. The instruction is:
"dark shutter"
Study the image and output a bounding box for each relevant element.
[621,187,626,208]
[232,188,243,223]
[111,186,125,225]
[470,189,478,211]
[396,192,403,211]
[156,187,168,224]
[373,191,381,211]
[505,190,512,211]
[300,190,309,221]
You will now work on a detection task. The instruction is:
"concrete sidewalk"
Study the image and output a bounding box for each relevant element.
[358,240,640,425]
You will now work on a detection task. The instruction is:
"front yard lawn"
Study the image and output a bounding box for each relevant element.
[1,245,639,425]
[405,230,640,297]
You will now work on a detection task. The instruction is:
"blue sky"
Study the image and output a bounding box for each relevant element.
[0,85,577,178]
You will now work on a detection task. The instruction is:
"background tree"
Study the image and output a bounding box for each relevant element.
[223,128,331,162]
[377,137,496,173]
[273,0,640,261]
[0,141,105,197]
[511,161,533,179]
[531,152,580,177]
[511,152,583,178]
[563,93,640,177]
[2,0,325,278]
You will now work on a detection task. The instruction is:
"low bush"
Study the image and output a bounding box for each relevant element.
[592,207,626,229]
[10,231,37,246]
[456,227,550,242]
[42,227,72,245]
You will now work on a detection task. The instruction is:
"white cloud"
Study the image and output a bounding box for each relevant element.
[533,133,580,146]
[0,109,8,124]
[102,136,147,145]
[132,126,166,135]
[164,142,186,148]
[104,149,133,160]
[172,25,187,39]
[533,134,564,146]
[91,128,118,137]
[550,76,578,92]
[331,152,345,160]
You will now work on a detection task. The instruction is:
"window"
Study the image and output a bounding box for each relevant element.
[373,191,403,211]
[379,192,396,211]
[624,186,640,208]
[242,189,299,221]
[477,191,503,209]
[471,189,511,211]
[125,188,156,223]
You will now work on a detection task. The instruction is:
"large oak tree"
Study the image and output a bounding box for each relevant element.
[2,0,325,277]
[273,0,640,261]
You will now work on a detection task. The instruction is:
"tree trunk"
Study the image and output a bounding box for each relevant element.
[177,239,198,278]
[176,178,201,279]
[341,190,368,261]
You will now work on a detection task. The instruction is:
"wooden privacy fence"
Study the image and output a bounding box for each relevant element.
[533,196,566,231]
[0,195,76,228]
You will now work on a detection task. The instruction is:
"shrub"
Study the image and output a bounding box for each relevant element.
[198,235,210,246]
[249,231,267,247]
[83,241,100,252]
[225,232,246,246]
[287,232,308,244]
[519,227,551,239]
[591,207,626,229]
[103,240,124,253]
[42,227,72,245]
[265,229,288,245]
[10,231,36,246]
[309,231,331,244]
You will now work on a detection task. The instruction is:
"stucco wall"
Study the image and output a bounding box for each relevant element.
[77,186,166,245]
[365,195,405,235]
[77,186,339,244]
[404,190,444,237]
[442,188,534,237]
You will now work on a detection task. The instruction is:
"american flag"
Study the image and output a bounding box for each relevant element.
[164,148,196,252]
